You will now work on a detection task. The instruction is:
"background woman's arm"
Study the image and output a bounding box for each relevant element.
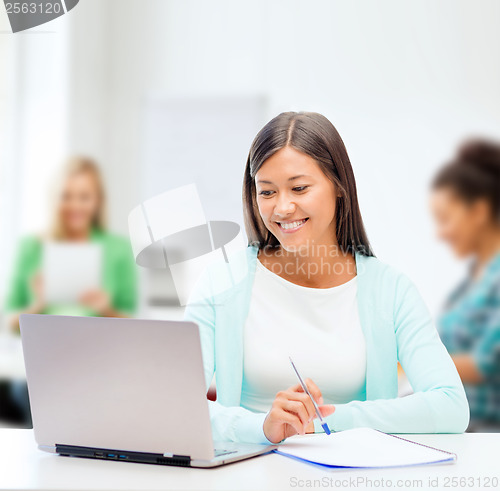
[452,354,484,384]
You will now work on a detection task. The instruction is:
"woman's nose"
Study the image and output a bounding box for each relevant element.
[274,194,295,217]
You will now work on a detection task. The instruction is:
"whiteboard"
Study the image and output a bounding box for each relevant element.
[140,94,268,233]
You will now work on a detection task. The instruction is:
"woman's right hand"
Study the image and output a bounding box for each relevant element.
[263,378,335,444]
[8,273,45,333]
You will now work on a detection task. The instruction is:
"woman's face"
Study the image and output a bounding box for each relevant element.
[255,146,339,252]
[430,186,491,258]
[58,172,101,236]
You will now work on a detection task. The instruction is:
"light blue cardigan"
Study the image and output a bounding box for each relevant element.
[183,245,470,444]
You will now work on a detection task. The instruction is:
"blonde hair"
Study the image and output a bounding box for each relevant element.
[49,156,107,239]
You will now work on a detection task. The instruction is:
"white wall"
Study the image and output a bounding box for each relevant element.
[3,0,500,317]
[0,12,68,304]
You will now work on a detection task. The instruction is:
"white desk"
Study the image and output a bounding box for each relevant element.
[1,430,499,491]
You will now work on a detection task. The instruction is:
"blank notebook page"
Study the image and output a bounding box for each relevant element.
[275,428,456,468]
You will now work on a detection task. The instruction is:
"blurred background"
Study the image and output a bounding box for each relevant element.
[0,0,499,429]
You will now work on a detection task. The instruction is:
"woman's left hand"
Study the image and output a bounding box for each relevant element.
[79,289,113,316]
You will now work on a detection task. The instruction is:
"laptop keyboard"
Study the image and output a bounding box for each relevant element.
[214,449,237,457]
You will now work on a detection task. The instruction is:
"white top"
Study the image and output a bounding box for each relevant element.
[240,258,367,413]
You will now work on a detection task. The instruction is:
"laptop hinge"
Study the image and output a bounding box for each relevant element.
[56,444,191,467]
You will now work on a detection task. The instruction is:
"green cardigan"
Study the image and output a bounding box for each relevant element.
[4,229,137,317]
[183,245,470,444]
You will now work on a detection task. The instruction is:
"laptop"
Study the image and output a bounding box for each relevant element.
[19,314,275,467]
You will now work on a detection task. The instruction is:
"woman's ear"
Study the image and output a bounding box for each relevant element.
[472,198,494,227]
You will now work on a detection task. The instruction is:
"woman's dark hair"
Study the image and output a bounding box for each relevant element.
[432,138,500,222]
[242,111,375,257]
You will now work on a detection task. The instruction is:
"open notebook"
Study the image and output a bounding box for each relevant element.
[274,428,457,468]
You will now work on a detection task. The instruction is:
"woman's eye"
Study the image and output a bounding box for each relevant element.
[293,186,309,192]
[259,190,274,197]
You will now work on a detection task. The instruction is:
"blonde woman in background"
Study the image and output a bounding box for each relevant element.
[5,156,138,331]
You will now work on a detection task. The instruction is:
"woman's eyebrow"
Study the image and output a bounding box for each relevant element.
[256,174,312,184]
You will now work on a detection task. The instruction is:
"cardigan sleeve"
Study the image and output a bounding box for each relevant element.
[183,264,272,444]
[315,272,470,434]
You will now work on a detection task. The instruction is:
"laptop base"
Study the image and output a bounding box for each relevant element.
[56,444,191,467]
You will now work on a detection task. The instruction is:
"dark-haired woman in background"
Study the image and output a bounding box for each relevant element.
[184,111,469,444]
[431,139,500,432]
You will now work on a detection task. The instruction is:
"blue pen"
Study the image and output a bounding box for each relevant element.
[289,357,331,435]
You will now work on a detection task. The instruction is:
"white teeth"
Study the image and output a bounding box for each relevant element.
[279,219,307,230]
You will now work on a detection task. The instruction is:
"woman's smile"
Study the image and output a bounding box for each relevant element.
[276,217,309,233]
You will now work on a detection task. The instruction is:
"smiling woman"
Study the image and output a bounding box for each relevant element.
[243,112,373,258]
[184,111,470,445]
